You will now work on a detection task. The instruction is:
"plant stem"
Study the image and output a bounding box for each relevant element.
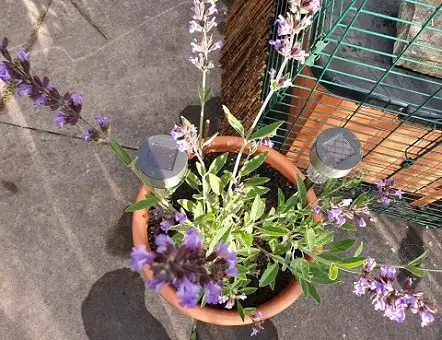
[199,70,207,140]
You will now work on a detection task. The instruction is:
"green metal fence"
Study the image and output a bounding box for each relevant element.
[260,0,442,228]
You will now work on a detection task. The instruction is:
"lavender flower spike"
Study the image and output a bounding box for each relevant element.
[96,114,110,132]
[17,48,30,62]
[419,311,435,327]
[0,62,11,82]
[131,244,154,271]
[380,265,396,282]
[184,228,204,250]
[176,277,202,308]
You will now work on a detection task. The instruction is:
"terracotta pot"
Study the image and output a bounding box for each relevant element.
[132,136,321,326]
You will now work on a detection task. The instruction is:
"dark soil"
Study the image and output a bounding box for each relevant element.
[148,152,298,308]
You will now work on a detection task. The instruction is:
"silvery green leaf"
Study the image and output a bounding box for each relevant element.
[250,121,283,140]
[222,105,244,137]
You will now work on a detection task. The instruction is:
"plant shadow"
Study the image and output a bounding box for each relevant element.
[81,268,171,340]
[195,319,278,340]
[105,211,133,258]
[179,96,221,136]
[397,225,425,288]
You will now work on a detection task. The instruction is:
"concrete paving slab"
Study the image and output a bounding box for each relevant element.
[1,0,51,49]
[0,123,191,340]
[1,0,224,148]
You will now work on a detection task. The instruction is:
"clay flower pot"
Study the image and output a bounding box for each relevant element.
[132,136,322,326]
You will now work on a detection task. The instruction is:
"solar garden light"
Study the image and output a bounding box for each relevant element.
[136,135,188,194]
[306,127,363,187]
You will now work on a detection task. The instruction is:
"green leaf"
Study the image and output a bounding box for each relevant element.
[315,231,334,247]
[296,175,307,208]
[260,224,291,237]
[259,262,279,288]
[240,152,269,177]
[330,239,355,253]
[342,223,356,231]
[407,250,429,267]
[329,264,339,280]
[404,266,425,278]
[185,170,201,189]
[278,188,285,207]
[178,199,195,212]
[125,196,160,212]
[245,177,270,186]
[240,287,258,295]
[109,139,133,165]
[250,195,265,221]
[207,173,222,195]
[194,201,204,218]
[310,269,338,285]
[237,301,246,321]
[198,85,212,102]
[351,193,369,209]
[196,162,205,176]
[321,178,338,196]
[306,228,316,250]
[250,121,283,140]
[239,231,253,246]
[300,279,321,304]
[209,225,230,252]
[208,152,228,175]
[339,256,366,269]
[220,172,232,188]
[317,252,343,263]
[203,132,219,147]
[223,105,244,137]
[354,241,364,257]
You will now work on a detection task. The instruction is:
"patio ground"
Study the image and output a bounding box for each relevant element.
[1,1,441,339]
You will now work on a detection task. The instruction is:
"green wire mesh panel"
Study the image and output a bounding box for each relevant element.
[260,0,442,228]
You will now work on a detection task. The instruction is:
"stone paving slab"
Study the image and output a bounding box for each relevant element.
[1,0,224,148]
[0,121,191,340]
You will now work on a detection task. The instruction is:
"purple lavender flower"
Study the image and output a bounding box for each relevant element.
[372,295,386,311]
[174,212,187,224]
[353,277,371,296]
[17,48,30,62]
[205,281,222,304]
[301,0,321,14]
[336,215,346,227]
[170,123,198,153]
[312,206,322,214]
[55,111,79,128]
[250,311,264,336]
[176,277,202,308]
[131,244,154,271]
[385,177,395,188]
[380,195,391,206]
[372,281,394,296]
[419,311,435,327]
[357,217,367,228]
[293,15,313,34]
[394,190,403,199]
[71,92,83,106]
[155,234,176,254]
[188,20,203,33]
[291,42,309,63]
[327,208,342,221]
[160,219,172,232]
[0,62,11,82]
[363,257,376,273]
[32,96,46,106]
[209,40,223,52]
[148,278,168,292]
[83,128,100,142]
[376,180,384,193]
[96,114,109,132]
[184,228,204,250]
[17,83,33,97]
[275,15,292,36]
[380,265,396,282]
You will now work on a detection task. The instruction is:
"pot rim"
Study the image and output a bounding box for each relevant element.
[132,136,321,326]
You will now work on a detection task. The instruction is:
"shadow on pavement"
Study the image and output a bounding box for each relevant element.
[195,319,278,340]
[105,211,133,258]
[81,268,170,340]
[398,226,425,288]
[179,96,221,136]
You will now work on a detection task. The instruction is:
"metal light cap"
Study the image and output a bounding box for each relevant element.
[136,135,188,189]
[309,127,362,179]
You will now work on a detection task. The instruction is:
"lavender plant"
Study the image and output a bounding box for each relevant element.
[0,0,439,336]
